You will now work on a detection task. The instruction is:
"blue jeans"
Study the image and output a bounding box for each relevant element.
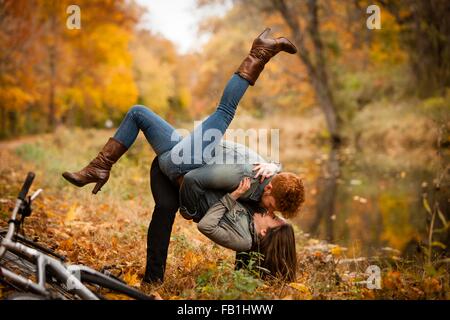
[113,74,249,181]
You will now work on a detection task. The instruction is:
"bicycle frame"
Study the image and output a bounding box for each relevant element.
[0,172,98,299]
[1,236,98,299]
[1,172,154,300]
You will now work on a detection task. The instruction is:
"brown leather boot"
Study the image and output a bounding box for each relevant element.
[62,137,127,194]
[236,28,297,85]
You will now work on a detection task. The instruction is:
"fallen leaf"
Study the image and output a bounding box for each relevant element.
[123,271,140,287]
[330,246,343,257]
[289,282,310,293]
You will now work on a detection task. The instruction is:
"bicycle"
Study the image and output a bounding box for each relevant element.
[0,172,155,300]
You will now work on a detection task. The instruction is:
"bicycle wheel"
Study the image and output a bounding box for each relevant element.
[1,231,154,300]
[79,269,155,300]
[0,230,65,261]
[0,231,75,299]
[1,231,38,293]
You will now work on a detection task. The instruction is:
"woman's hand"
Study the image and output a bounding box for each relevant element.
[253,162,279,183]
[230,177,251,200]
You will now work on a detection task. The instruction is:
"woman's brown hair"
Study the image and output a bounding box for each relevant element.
[258,223,297,282]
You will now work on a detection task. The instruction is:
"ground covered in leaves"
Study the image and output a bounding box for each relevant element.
[0,126,448,299]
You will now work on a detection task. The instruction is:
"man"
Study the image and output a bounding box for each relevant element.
[143,141,304,283]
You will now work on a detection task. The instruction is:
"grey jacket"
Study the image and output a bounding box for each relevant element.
[197,193,258,252]
[180,141,281,251]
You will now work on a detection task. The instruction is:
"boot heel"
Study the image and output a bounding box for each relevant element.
[92,180,106,194]
[258,27,271,39]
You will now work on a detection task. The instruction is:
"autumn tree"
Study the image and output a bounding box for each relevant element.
[222,0,341,145]
[0,0,143,136]
[131,29,193,123]
[0,0,41,137]
[0,0,199,137]
[378,0,450,96]
[52,0,141,127]
[193,4,311,120]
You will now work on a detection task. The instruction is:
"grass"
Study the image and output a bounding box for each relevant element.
[0,111,449,300]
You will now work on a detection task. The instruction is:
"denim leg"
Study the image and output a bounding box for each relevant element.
[168,74,249,173]
[113,105,182,155]
[179,165,241,220]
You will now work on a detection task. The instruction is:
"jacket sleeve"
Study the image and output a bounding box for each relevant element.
[197,194,252,252]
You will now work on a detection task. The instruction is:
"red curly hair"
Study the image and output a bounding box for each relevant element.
[270,172,305,219]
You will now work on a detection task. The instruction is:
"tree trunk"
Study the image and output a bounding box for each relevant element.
[47,4,58,130]
[309,147,340,241]
[48,58,56,130]
[0,106,6,138]
[273,0,341,145]
[272,0,342,240]
[7,110,17,136]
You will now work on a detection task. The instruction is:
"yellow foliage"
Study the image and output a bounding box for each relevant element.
[131,32,177,116]
[104,70,138,113]
[123,272,140,287]
[330,246,343,257]
[378,193,417,250]
[183,250,200,270]
[289,282,310,293]
[65,204,80,223]
[0,87,34,112]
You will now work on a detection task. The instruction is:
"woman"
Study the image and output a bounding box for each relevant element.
[198,176,297,281]
[62,28,298,281]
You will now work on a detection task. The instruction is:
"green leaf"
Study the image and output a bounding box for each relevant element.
[423,197,432,215]
[436,258,450,264]
[437,207,448,229]
[424,264,437,276]
[431,241,446,249]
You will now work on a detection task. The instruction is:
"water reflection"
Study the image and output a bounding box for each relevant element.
[295,146,449,258]
[309,146,340,243]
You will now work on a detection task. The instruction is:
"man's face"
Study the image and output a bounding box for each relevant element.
[261,194,276,213]
[260,182,277,214]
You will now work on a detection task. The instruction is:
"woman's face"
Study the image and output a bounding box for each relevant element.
[253,212,285,237]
